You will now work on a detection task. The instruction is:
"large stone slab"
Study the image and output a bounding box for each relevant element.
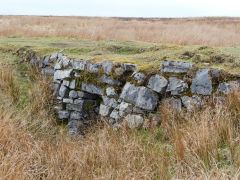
[162,61,192,73]
[147,74,168,93]
[120,82,139,104]
[166,77,188,95]
[81,82,103,95]
[102,96,118,108]
[191,69,212,95]
[120,82,159,111]
[54,69,73,82]
[59,85,69,98]
[136,86,159,111]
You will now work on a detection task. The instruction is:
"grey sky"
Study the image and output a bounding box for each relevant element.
[1,0,240,17]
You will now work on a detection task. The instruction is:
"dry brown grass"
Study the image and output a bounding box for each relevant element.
[1,16,240,46]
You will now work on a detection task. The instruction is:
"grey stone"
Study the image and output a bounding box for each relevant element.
[147,74,168,93]
[120,82,158,111]
[50,53,58,62]
[59,85,69,98]
[181,96,201,111]
[69,90,78,99]
[125,114,143,129]
[62,80,70,87]
[87,63,101,73]
[102,61,114,75]
[81,82,103,95]
[120,82,139,104]
[58,110,70,119]
[106,87,118,97]
[162,61,192,73]
[63,98,73,104]
[119,102,133,113]
[136,86,159,111]
[70,111,83,120]
[102,96,118,108]
[166,77,188,95]
[112,122,121,130]
[72,60,86,71]
[42,67,55,76]
[217,81,240,95]
[191,69,212,95]
[110,110,120,120]
[123,63,138,72]
[54,60,63,70]
[54,69,73,82]
[69,80,76,89]
[98,76,121,86]
[99,104,112,117]
[133,72,146,83]
[62,56,70,67]
[66,103,84,112]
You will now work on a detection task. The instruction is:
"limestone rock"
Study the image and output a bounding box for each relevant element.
[70,111,82,120]
[165,98,182,111]
[59,85,69,98]
[162,61,192,73]
[69,90,78,99]
[110,110,120,120]
[120,82,158,111]
[99,104,112,117]
[87,63,101,73]
[102,61,114,75]
[58,110,70,119]
[81,82,103,95]
[50,53,58,62]
[119,102,133,112]
[54,60,63,70]
[133,72,146,83]
[62,56,70,68]
[30,58,38,67]
[98,76,121,86]
[54,69,73,82]
[125,114,143,129]
[106,87,118,97]
[120,82,139,104]
[66,103,84,112]
[72,60,86,71]
[102,96,118,108]
[63,98,73,104]
[166,77,188,95]
[69,79,76,89]
[147,74,168,93]
[62,80,70,87]
[191,69,212,95]
[136,86,159,111]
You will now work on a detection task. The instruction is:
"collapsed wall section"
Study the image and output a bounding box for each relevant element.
[12,49,240,135]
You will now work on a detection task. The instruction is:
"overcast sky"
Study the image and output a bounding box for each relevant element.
[1,0,240,17]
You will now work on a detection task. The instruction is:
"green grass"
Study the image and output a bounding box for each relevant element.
[1,36,240,74]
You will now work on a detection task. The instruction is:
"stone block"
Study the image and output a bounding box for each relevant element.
[147,74,168,93]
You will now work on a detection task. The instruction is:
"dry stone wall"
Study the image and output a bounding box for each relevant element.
[11,48,240,135]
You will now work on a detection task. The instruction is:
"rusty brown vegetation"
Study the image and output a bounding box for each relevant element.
[1,16,240,46]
